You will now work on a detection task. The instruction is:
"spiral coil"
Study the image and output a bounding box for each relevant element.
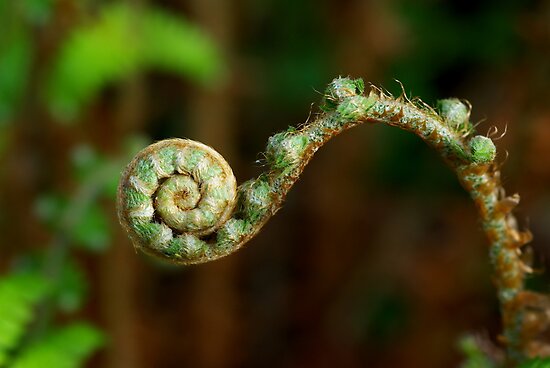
[115,77,532,362]
[117,138,237,263]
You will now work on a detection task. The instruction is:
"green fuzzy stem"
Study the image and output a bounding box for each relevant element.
[117,77,531,365]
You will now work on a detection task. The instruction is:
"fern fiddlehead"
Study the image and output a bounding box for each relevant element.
[117,138,238,263]
[117,77,536,363]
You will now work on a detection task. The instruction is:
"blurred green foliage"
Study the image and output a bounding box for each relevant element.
[519,358,550,368]
[33,142,121,252]
[35,191,111,252]
[0,139,157,367]
[0,273,103,367]
[0,1,223,122]
[0,0,56,121]
[14,254,88,314]
[0,3,33,122]
[45,3,224,121]
[0,32,32,124]
[0,274,51,366]
[8,323,104,368]
[458,335,496,368]
[0,0,225,365]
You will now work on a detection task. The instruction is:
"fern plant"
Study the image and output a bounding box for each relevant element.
[117,77,550,367]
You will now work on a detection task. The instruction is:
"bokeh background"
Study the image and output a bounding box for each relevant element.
[1,0,550,367]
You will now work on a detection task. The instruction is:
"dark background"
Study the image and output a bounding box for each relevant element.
[1,0,550,367]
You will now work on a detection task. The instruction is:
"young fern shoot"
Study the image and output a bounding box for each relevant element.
[117,77,540,365]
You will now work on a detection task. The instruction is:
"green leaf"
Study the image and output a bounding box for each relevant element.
[44,4,141,120]
[141,6,224,84]
[9,323,104,368]
[45,3,224,121]
[0,273,50,366]
[519,358,550,368]
[12,253,88,313]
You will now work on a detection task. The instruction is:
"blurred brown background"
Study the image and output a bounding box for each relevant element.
[1,0,550,367]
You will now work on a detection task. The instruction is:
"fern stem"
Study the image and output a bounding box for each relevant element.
[117,77,530,364]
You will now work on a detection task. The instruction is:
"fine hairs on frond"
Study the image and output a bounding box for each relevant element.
[117,76,539,364]
[367,82,388,99]
[491,123,509,141]
[486,124,510,139]
[393,79,412,103]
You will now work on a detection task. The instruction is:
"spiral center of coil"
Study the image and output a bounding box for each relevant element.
[154,174,209,233]
[156,175,201,211]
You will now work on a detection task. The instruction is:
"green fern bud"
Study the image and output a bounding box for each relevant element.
[336,95,376,121]
[469,135,496,164]
[437,98,471,134]
[265,132,309,170]
[322,77,364,111]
